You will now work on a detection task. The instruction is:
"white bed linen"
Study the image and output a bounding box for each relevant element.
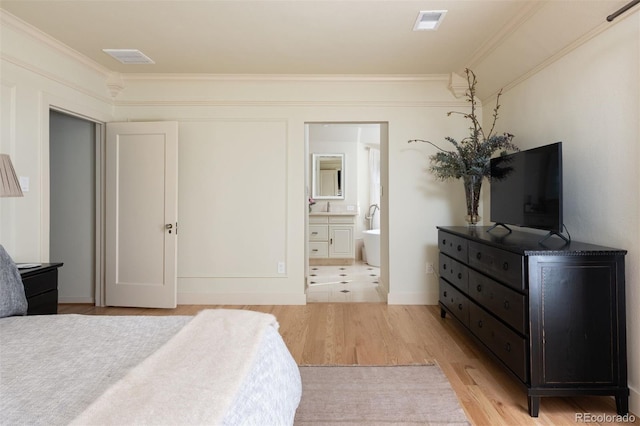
[0,310,301,425]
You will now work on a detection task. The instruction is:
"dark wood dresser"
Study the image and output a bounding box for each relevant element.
[437,226,628,417]
[19,263,63,315]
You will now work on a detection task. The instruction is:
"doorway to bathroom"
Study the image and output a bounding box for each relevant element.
[305,122,388,303]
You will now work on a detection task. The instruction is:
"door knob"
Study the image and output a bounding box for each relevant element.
[166,223,173,234]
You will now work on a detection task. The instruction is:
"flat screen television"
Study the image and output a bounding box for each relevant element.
[490,142,563,235]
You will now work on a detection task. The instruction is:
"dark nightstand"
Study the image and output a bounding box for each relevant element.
[19,263,64,315]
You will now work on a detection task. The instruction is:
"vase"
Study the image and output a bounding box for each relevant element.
[463,174,482,225]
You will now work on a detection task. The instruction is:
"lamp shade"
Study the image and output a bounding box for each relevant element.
[0,154,23,197]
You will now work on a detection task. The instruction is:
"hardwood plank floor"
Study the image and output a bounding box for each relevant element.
[58,303,637,425]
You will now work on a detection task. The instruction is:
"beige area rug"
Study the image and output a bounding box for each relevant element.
[294,365,470,425]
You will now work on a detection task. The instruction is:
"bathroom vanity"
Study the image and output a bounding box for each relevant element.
[309,213,355,265]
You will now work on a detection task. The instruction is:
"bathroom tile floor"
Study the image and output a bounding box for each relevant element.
[306,261,385,303]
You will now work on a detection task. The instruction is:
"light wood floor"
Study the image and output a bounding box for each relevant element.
[58,303,637,426]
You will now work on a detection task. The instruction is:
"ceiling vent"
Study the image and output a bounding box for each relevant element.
[102,49,155,64]
[413,10,447,31]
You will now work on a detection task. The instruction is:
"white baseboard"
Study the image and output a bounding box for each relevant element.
[58,297,94,304]
[178,292,307,305]
[630,385,639,417]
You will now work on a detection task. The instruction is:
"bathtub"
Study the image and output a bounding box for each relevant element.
[362,229,380,267]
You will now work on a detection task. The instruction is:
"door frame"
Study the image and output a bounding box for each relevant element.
[42,95,110,306]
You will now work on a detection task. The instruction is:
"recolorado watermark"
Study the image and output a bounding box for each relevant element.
[575,412,636,423]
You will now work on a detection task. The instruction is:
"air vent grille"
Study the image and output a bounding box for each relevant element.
[102,49,155,64]
[413,10,447,31]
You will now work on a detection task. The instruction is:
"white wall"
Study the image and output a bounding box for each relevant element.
[114,77,463,305]
[487,11,640,416]
[0,12,114,262]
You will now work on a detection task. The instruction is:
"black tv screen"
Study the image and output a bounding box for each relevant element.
[490,142,563,233]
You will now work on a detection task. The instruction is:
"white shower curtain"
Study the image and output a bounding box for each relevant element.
[368,147,381,230]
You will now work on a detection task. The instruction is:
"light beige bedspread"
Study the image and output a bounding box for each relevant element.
[0,309,301,425]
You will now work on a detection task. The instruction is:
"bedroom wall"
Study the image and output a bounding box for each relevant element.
[0,12,114,262]
[114,76,470,305]
[486,11,640,415]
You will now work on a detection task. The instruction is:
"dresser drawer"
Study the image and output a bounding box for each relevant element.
[439,253,468,294]
[469,303,528,382]
[468,269,527,335]
[440,278,470,327]
[308,225,329,241]
[26,290,58,315]
[438,230,468,263]
[22,269,58,298]
[468,241,524,290]
[309,242,328,257]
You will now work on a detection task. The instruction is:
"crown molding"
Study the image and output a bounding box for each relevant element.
[0,9,111,79]
[1,52,112,105]
[448,72,468,98]
[114,99,466,108]
[121,73,450,83]
[483,15,631,103]
[464,1,544,74]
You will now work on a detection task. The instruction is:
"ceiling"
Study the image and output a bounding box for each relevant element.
[1,1,632,97]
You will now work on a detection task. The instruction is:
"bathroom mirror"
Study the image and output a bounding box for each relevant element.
[312,153,345,199]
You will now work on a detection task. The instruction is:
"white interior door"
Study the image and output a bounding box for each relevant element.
[105,121,178,308]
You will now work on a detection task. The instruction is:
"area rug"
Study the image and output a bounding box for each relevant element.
[294,365,470,425]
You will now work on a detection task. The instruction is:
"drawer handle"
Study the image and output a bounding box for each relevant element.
[476,252,482,260]
[457,272,462,280]
[311,231,318,235]
[476,284,482,292]
[458,303,463,311]
[477,320,483,328]
[505,342,511,352]
[443,291,448,298]
[503,300,510,310]
[457,244,462,252]
[503,262,509,271]
[312,249,318,252]
[443,263,447,271]
[442,239,447,246]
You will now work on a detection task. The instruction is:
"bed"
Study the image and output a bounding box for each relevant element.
[0,246,302,425]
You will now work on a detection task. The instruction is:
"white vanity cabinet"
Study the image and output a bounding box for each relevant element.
[309,214,355,263]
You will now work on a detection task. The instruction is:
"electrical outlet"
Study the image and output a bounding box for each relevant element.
[426,263,434,274]
[278,261,286,274]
